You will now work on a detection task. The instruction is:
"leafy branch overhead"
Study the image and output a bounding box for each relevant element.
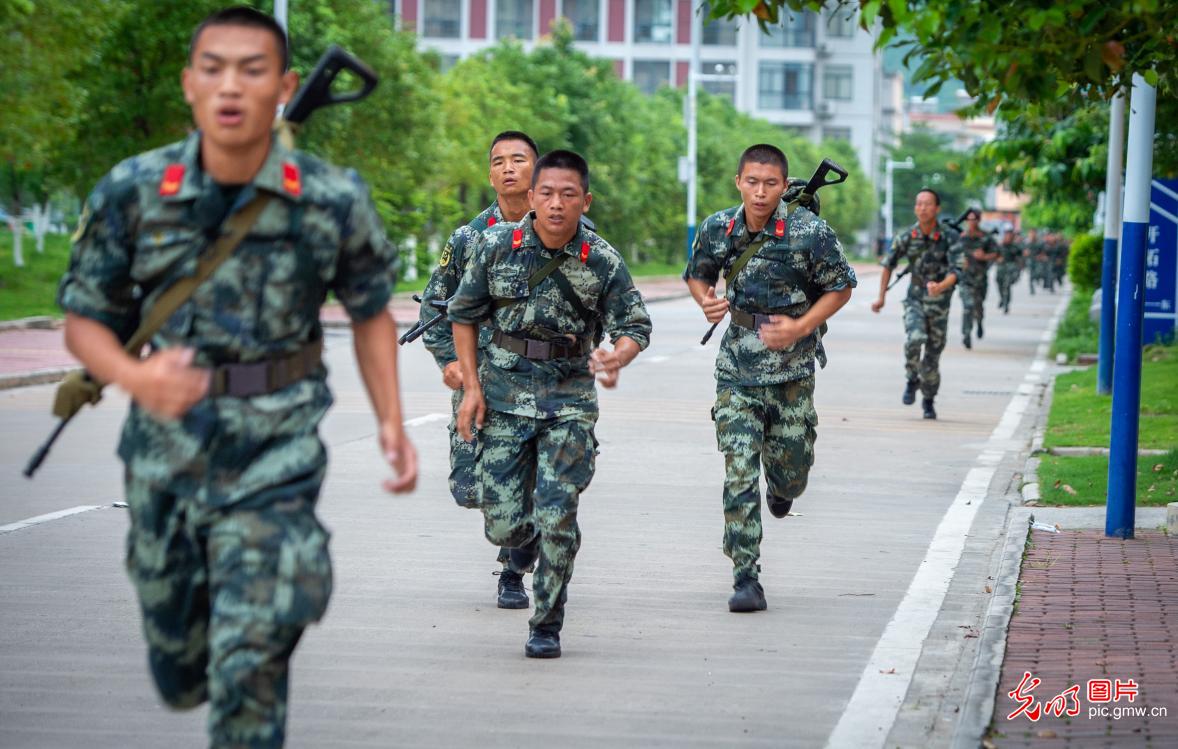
[706,0,1176,109]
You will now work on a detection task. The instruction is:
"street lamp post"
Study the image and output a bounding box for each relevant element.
[884,156,915,247]
[683,8,736,259]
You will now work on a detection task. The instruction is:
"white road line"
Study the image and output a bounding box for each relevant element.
[826,295,1069,749]
[4,412,452,535]
[0,505,103,535]
[403,412,449,428]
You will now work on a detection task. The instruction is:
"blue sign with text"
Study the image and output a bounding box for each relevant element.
[1146,179,1178,345]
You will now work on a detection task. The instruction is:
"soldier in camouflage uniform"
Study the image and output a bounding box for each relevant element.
[420,131,542,610]
[448,150,651,658]
[56,9,417,746]
[1050,233,1069,286]
[871,188,965,420]
[954,209,999,348]
[684,144,856,613]
[995,228,1022,314]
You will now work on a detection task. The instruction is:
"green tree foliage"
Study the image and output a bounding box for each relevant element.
[707,0,1177,105]
[1067,232,1104,290]
[885,127,982,234]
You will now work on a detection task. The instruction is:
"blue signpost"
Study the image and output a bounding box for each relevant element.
[1106,74,1157,539]
[1145,179,1178,345]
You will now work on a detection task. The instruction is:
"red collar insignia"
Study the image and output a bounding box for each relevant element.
[580,241,590,263]
[726,217,736,236]
[282,162,301,197]
[487,216,497,227]
[159,164,184,196]
[775,218,785,238]
[511,228,523,249]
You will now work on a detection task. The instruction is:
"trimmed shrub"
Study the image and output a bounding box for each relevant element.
[1068,232,1103,290]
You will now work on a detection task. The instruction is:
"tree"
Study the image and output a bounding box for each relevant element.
[885,127,982,235]
[707,0,1177,106]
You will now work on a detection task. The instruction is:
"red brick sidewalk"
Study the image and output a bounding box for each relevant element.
[991,529,1178,747]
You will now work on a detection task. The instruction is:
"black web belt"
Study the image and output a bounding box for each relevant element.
[730,308,774,332]
[209,339,324,398]
[491,329,592,361]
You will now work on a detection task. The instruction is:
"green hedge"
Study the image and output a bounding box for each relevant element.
[1067,232,1103,290]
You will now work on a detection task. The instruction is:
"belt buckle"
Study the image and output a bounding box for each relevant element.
[229,364,267,397]
[524,339,551,359]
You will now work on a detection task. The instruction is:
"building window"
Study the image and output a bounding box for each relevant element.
[497,0,533,39]
[701,2,738,46]
[422,0,461,37]
[823,127,852,142]
[634,0,673,43]
[633,59,671,94]
[700,60,736,103]
[823,65,853,100]
[563,0,600,41]
[825,7,857,38]
[758,61,813,110]
[759,10,815,48]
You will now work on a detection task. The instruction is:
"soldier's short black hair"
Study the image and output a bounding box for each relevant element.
[737,144,789,179]
[916,187,941,205]
[964,207,981,220]
[532,150,589,192]
[489,131,539,160]
[190,6,290,71]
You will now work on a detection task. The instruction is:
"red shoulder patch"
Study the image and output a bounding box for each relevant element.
[775,218,785,238]
[511,228,523,249]
[282,162,301,197]
[487,216,497,227]
[159,164,184,196]
[580,241,590,263]
[726,218,736,236]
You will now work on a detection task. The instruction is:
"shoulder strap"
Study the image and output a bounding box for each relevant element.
[722,204,798,289]
[492,250,571,309]
[549,268,597,332]
[124,193,274,354]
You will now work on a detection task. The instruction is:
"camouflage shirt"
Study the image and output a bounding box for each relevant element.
[997,239,1023,265]
[882,221,965,305]
[57,131,397,507]
[421,202,504,369]
[955,231,998,283]
[685,199,857,387]
[447,213,652,419]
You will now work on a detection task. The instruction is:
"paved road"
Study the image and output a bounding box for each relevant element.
[0,273,1065,747]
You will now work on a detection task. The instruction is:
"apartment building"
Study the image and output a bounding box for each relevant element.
[390,0,886,187]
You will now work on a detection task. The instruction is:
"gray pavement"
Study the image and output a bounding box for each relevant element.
[0,274,1066,747]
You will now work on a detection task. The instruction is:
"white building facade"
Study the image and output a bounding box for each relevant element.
[390,0,886,188]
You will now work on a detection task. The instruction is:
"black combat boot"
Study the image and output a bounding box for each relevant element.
[767,495,793,518]
[902,378,919,405]
[525,628,561,658]
[728,579,767,613]
[963,334,972,349]
[497,570,529,609]
[977,320,984,339]
[922,397,937,420]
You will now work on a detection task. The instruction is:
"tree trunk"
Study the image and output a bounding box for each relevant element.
[8,218,24,268]
[32,202,50,253]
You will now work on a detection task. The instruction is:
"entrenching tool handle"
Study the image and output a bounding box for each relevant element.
[284,45,379,125]
[802,158,848,197]
[23,420,68,479]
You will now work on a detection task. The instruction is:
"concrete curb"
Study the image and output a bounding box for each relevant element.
[1047,446,1170,457]
[952,507,1033,748]
[0,316,60,332]
[0,366,80,390]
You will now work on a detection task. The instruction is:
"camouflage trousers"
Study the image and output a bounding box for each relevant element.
[124,470,331,749]
[476,409,597,633]
[449,389,534,573]
[712,378,817,584]
[1030,260,1053,292]
[996,265,1019,311]
[959,277,987,337]
[902,296,951,398]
